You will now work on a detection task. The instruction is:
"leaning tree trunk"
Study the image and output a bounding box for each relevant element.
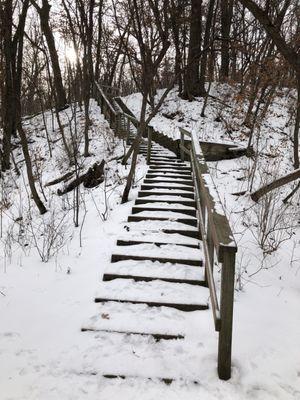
[15,0,47,214]
[121,95,148,203]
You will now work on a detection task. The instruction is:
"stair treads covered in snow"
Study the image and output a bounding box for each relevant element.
[95,279,209,306]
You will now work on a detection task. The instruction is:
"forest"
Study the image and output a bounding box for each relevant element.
[0,0,300,399]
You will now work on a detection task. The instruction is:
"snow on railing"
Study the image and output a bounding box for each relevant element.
[180,127,237,381]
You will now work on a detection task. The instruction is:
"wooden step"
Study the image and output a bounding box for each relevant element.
[103,258,205,284]
[150,156,178,161]
[141,184,194,192]
[111,243,202,264]
[138,190,194,199]
[149,166,191,171]
[147,171,192,178]
[127,214,197,227]
[132,205,196,217]
[103,273,206,286]
[95,297,208,311]
[95,279,209,311]
[144,178,194,186]
[150,161,187,167]
[135,198,196,207]
[111,253,202,266]
[101,374,199,385]
[116,239,199,248]
[81,328,184,341]
[117,231,200,247]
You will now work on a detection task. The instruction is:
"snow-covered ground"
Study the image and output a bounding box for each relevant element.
[1,91,300,399]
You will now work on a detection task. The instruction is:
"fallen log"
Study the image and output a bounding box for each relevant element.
[251,168,300,202]
[57,161,105,196]
[45,171,75,187]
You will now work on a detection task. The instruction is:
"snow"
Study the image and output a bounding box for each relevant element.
[103,259,205,281]
[1,89,300,399]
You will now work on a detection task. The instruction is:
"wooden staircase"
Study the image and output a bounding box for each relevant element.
[88,83,238,382]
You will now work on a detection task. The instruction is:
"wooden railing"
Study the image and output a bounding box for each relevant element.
[180,127,237,381]
[93,82,155,163]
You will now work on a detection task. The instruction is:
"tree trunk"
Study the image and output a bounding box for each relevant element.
[199,0,216,96]
[32,0,67,110]
[182,0,202,99]
[251,169,300,202]
[1,0,15,172]
[293,75,300,169]
[220,0,233,81]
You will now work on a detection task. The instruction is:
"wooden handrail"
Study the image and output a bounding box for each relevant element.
[94,82,117,115]
[180,127,237,381]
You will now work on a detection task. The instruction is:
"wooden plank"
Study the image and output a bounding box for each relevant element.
[116,239,199,248]
[127,215,197,227]
[94,297,209,311]
[103,273,206,287]
[218,251,235,380]
[82,328,184,341]
[131,206,196,217]
[111,253,203,266]
[138,191,194,199]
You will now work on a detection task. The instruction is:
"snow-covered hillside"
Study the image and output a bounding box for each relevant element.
[0,92,300,399]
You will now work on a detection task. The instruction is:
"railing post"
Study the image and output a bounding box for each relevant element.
[180,131,185,161]
[218,249,235,380]
[147,126,152,165]
[204,223,214,286]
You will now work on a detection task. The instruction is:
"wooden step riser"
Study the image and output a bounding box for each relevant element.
[143,179,194,187]
[82,327,184,341]
[149,166,191,172]
[111,253,202,266]
[135,198,196,207]
[138,191,194,199]
[94,298,209,312]
[131,206,196,217]
[149,157,179,161]
[141,185,194,192]
[116,239,199,248]
[103,273,207,287]
[101,375,200,385]
[127,215,197,227]
[150,162,187,167]
[147,172,192,178]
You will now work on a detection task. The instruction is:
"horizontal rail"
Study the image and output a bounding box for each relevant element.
[94,82,117,115]
[180,127,237,380]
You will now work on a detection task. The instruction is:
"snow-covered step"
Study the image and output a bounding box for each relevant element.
[149,166,191,172]
[103,259,205,285]
[82,328,184,341]
[111,242,203,266]
[128,212,197,227]
[150,161,188,167]
[139,190,194,199]
[147,171,192,178]
[132,204,196,217]
[141,183,194,192]
[144,178,194,186]
[150,156,178,161]
[116,231,200,248]
[135,197,196,207]
[122,219,199,238]
[95,279,209,311]
[83,301,212,341]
